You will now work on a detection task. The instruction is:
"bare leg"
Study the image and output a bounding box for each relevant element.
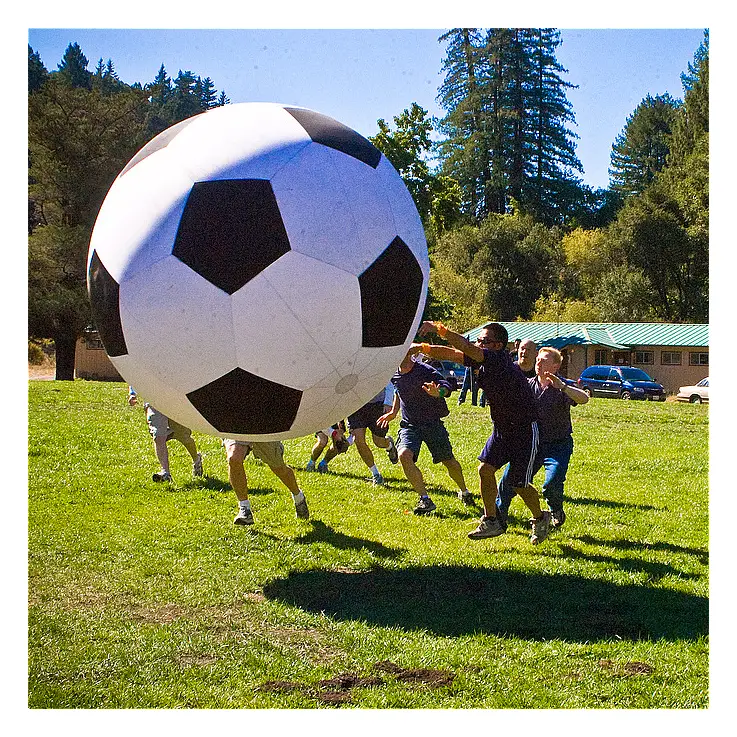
[353,428,376,470]
[399,448,426,496]
[372,433,390,450]
[271,463,301,497]
[478,462,499,518]
[516,484,543,518]
[179,435,199,462]
[226,444,249,502]
[153,436,170,473]
[310,433,328,462]
[441,457,468,493]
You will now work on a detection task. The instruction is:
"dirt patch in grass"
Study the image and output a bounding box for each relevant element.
[375,660,456,687]
[598,659,655,677]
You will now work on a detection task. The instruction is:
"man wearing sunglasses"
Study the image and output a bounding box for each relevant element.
[416,320,551,545]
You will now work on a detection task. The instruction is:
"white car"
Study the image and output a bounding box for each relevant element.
[676,377,709,404]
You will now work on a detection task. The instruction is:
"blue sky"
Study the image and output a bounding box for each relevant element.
[27,27,705,191]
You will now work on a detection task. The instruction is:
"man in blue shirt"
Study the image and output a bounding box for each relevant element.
[417,321,551,545]
[496,346,588,530]
[379,350,473,515]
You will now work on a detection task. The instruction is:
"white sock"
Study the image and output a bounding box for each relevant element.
[293,490,305,504]
[238,499,251,510]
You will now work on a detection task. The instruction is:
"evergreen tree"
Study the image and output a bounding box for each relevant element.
[608,93,680,199]
[28,45,48,92]
[57,42,92,89]
[199,76,218,109]
[217,90,230,106]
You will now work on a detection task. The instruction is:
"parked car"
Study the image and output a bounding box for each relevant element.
[676,377,709,404]
[425,359,465,391]
[577,365,666,401]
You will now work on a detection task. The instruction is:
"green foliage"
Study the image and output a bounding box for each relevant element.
[28,381,708,708]
[530,294,602,322]
[609,94,680,199]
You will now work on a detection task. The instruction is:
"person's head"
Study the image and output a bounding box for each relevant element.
[475,322,508,351]
[517,338,538,368]
[535,347,563,377]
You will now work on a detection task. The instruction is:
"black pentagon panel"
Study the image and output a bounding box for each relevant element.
[186,367,302,435]
[87,250,128,357]
[285,107,382,169]
[119,115,201,178]
[173,179,291,295]
[359,237,424,348]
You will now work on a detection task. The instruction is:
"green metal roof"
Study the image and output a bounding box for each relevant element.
[463,322,709,348]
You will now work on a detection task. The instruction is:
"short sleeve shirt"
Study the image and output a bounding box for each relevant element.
[529,376,575,442]
[391,360,451,426]
[465,348,537,433]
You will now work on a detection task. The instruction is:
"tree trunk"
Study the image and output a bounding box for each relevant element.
[54,334,77,380]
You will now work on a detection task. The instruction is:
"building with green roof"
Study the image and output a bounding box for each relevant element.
[462,322,709,394]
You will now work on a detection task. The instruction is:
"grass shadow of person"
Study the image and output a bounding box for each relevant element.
[263,565,707,642]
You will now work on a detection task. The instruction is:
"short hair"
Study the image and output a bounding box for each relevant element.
[482,322,509,345]
[519,338,537,349]
[538,346,563,366]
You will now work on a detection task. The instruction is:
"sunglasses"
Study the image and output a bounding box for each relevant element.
[476,337,497,345]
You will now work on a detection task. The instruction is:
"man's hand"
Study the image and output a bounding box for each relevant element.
[541,371,565,390]
[377,411,396,429]
[422,381,442,398]
[418,321,441,337]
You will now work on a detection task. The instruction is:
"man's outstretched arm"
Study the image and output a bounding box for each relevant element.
[417,321,484,364]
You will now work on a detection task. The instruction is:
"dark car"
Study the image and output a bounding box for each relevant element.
[577,365,666,401]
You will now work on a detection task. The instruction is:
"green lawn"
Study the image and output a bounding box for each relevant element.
[28,380,708,708]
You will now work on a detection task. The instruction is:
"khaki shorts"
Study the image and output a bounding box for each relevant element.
[222,438,286,469]
[146,406,192,443]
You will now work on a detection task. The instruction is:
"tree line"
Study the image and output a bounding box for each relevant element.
[28,31,709,379]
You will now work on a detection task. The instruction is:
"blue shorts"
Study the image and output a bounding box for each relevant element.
[397,419,454,464]
[478,422,539,487]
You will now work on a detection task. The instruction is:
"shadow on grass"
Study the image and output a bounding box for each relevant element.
[573,534,709,564]
[288,520,403,559]
[263,565,707,642]
[566,497,664,512]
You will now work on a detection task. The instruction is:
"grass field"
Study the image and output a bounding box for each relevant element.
[27,380,709,709]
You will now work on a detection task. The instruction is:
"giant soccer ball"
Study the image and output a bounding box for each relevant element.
[87,103,428,440]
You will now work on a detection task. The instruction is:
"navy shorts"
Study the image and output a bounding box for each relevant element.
[397,419,454,464]
[478,422,539,487]
[347,401,388,438]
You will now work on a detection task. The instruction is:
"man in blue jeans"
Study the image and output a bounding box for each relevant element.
[496,347,588,530]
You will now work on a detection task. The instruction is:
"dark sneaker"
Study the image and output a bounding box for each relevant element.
[371,473,385,486]
[530,511,552,545]
[413,496,436,515]
[192,452,203,478]
[551,508,566,528]
[305,459,316,471]
[152,470,172,483]
[317,460,329,473]
[234,507,254,526]
[468,515,505,539]
[387,437,399,464]
[295,495,310,520]
[458,490,474,506]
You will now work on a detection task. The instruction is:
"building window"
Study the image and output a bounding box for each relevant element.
[612,351,630,366]
[689,352,709,366]
[661,351,682,365]
[634,351,654,365]
[594,349,608,365]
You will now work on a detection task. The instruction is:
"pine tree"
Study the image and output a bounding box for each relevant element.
[199,76,218,109]
[57,42,92,89]
[217,90,230,106]
[609,93,680,199]
[28,45,48,92]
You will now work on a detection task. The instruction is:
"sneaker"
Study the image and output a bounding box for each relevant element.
[294,495,310,520]
[468,515,505,539]
[305,459,316,471]
[458,490,474,505]
[530,511,552,545]
[192,452,203,477]
[413,495,437,515]
[317,460,329,473]
[386,437,399,464]
[234,506,254,525]
[371,473,385,486]
[152,470,172,483]
[551,508,566,528]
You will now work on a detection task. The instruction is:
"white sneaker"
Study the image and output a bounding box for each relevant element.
[458,490,474,505]
[530,511,552,545]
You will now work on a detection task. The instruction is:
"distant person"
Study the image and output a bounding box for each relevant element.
[224,438,309,526]
[496,347,588,530]
[458,365,486,407]
[515,339,538,378]
[379,350,473,515]
[306,421,351,473]
[128,387,202,483]
[416,321,551,545]
[346,383,399,486]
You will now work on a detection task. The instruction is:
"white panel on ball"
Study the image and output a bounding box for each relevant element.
[88,152,194,284]
[169,103,313,183]
[119,256,236,393]
[230,268,336,390]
